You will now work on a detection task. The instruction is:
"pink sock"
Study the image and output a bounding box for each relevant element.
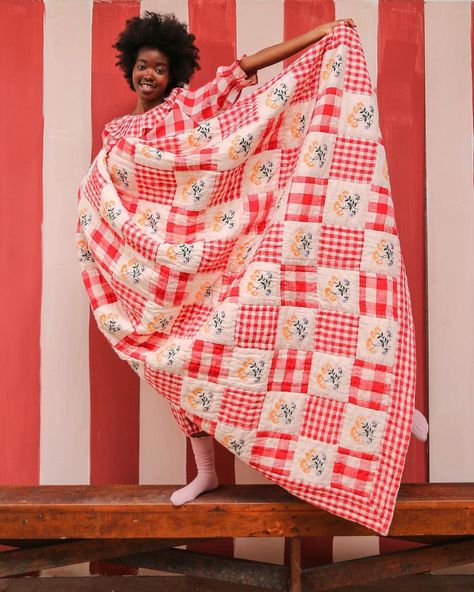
[411,408,429,441]
[170,435,219,506]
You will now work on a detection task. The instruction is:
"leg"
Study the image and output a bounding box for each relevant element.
[170,432,219,505]
[168,403,219,505]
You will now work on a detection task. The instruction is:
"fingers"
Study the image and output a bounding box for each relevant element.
[338,18,357,28]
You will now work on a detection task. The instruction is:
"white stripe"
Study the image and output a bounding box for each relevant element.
[333,0,380,563]
[41,0,93,575]
[425,0,474,574]
[234,0,285,566]
[41,0,93,486]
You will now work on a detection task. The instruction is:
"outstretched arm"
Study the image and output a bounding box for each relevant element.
[239,18,356,77]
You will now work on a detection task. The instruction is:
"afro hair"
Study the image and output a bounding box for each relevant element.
[113,11,201,96]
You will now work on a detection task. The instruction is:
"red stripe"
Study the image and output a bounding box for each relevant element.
[283,0,335,568]
[187,0,236,559]
[0,0,44,574]
[377,0,427,556]
[90,0,140,576]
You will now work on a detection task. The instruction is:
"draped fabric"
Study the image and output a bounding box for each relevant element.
[77,22,416,535]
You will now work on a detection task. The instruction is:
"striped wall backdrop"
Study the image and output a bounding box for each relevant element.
[0,0,472,578]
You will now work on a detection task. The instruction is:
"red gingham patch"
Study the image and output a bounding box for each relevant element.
[285,176,326,222]
[111,276,146,327]
[317,224,364,270]
[349,358,393,412]
[199,238,236,273]
[135,165,176,204]
[217,387,266,429]
[122,219,159,262]
[314,310,359,357]
[188,339,228,382]
[165,206,206,242]
[365,184,397,234]
[300,396,345,444]
[171,304,213,337]
[250,431,297,477]
[81,268,117,311]
[89,221,122,277]
[268,350,313,393]
[235,305,279,349]
[144,366,184,406]
[331,446,378,497]
[148,265,189,307]
[278,148,299,187]
[359,272,398,320]
[209,167,245,207]
[310,87,343,134]
[169,401,203,436]
[329,136,378,183]
[281,265,319,307]
[244,192,277,234]
[251,222,283,264]
[343,43,373,95]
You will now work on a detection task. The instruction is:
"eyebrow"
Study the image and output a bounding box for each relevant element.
[136,58,168,66]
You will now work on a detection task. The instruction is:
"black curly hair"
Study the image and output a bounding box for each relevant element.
[112,11,200,96]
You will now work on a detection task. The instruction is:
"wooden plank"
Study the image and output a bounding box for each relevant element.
[302,539,474,591]
[0,539,207,578]
[0,575,474,592]
[0,484,473,538]
[110,547,288,590]
[289,537,301,592]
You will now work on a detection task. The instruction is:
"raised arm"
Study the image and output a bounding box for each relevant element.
[239,18,356,77]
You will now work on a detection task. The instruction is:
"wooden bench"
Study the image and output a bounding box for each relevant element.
[0,483,473,591]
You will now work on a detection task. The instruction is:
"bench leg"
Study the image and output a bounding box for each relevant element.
[289,537,302,592]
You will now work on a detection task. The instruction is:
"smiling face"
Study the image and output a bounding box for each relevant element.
[131,46,171,112]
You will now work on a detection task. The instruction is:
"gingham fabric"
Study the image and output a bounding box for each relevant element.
[77,22,416,535]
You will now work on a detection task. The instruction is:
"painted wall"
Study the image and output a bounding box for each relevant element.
[0,0,472,578]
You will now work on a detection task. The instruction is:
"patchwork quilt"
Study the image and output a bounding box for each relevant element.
[76,22,416,535]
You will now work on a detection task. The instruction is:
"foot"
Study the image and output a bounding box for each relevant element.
[412,408,429,441]
[170,471,219,506]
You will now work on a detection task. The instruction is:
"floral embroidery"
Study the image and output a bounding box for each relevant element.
[129,360,140,372]
[187,387,214,412]
[372,239,395,267]
[141,145,163,160]
[98,312,121,333]
[282,315,308,343]
[348,102,375,130]
[265,82,290,109]
[79,208,92,227]
[189,121,212,146]
[290,229,313,258]
[156,342,181,366]
[137,208,160,234]
[102,200,122,225]
[166,243,194,263]
[236,358,265,383]
[366,326,392,356]
[228,133,254,160]
[303,140,328,168]
[182,177,206,204]
[111,165,129,187]
[333,190,360,217]
[194,282,213,301]
[213,209,236,231]
[203,311,225,334]
[290,112,307,139]
[322,54,343,80]
[120,257,146,284]
[222,435,245,456]
[324,276,350,304]
[269,398,297,425]
[77,239,95,263]
[382,160,389,181]
[351,415,378,444]
[299,448,327,475]
[316,362,344,391]
[236,241,254,265]
[146,312,173,333]
[246,270,273,296]
[250,160,275,185]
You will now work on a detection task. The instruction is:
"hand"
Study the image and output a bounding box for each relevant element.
[319,18,356,37]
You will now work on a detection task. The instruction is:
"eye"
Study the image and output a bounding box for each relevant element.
[137,64,144,70]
